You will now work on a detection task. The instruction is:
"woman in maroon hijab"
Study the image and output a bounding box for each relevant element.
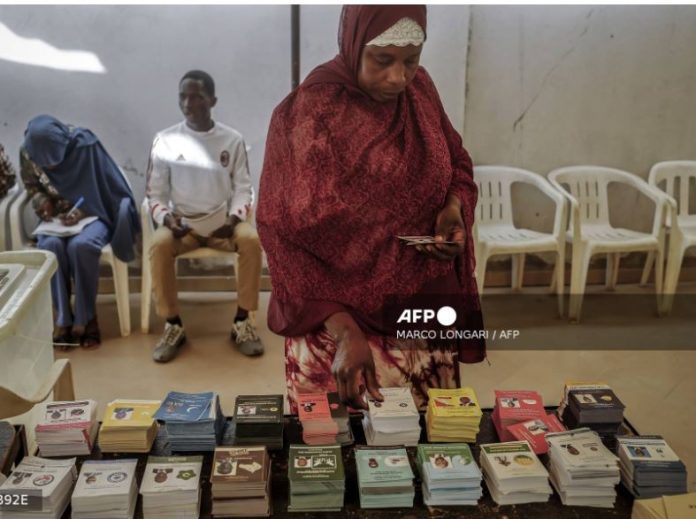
[258,5,485,413]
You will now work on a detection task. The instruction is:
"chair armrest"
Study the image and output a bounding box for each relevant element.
[548,174,581,243]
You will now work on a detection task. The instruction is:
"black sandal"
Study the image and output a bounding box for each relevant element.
[53,326,79,351]
[80,318,101,349]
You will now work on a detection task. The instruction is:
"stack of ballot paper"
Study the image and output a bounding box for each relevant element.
[417,443,482,506]
[210,446,270,517]
[618,436,687,499]
[0,457,77,519]
[355,447,415,508]
[492,390,546,442]
[558,382,625,449]
[426,387,482,443]
[479,441,552,505]
[71,459,138,519]
[506,414,566,455]
[35,400,98,457]
[288,445,345,512]
[362,387,420,447]
[232,395,284,450]
[154,391,225,452]
[546,428,620,508]
[297,393,339,445]
[98,400,160,453]
[140,456,203,518]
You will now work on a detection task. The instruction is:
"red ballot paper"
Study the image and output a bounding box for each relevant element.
[297,393,332,422]
[493,390,546,442]
[297,392,339,444]
[506,414,566,454]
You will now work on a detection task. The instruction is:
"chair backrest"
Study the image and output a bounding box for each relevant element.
[9,190,32,249]
[649,161,696,220]
[548,166,637,226]
[474,166,537,226]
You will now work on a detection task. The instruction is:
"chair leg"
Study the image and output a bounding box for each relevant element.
[569,244,591,322]
[111,257,131,337]
[475,252,488,295]
[556,247,565,318]
[640,251,655,286]
[605,253,620,290]
[141,256,153,334]
[661,237,684,315]
[511,253,525,291]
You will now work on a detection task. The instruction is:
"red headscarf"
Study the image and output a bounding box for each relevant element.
[258,5,484,362]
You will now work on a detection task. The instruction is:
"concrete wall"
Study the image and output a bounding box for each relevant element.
[465,5,696,232]
[2,5,695,241]
[300,5,469,137]
[0,5,469,203]
[0,5,292,202]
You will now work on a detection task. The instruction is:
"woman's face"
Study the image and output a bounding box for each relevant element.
[357,44,422,103]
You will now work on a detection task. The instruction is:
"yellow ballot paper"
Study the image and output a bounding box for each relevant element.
[428,388,482,418]
[102,399,161,429]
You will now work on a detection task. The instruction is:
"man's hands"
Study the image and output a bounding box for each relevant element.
[326,312,383,410]
[210,215,241,239]
[164,214,192,238]
[416,193,467,260]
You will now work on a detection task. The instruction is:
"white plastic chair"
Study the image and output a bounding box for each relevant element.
[643,161,696,314]
[9,191,131,336]
[548,166,669,321]
[0,184,20,251]
[474,166,567,315]
[140,198,239,333]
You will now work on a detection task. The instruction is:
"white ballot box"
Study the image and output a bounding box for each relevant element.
[0,250,57,449]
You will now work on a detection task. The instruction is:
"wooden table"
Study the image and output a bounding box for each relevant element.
[59,408,637,518]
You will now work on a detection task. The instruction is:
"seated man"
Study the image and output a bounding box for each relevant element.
[147,69,264,363]
[0,143,17,199]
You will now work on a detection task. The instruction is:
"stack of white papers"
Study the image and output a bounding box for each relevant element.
[71,459,137,519]
[35,401,98,457]
[546,428,620,508]
[479,441,552,505]
[362,387,420,447]
[140,456,203,518]
[0,457,77,519]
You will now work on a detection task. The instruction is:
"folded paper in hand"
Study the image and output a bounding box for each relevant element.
[181,202,228,237]
[33,216,99,237]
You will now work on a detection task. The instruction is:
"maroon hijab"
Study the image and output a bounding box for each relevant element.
[258,5,484,363]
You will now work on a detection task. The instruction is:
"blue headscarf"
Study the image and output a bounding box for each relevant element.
[23,115,140,262]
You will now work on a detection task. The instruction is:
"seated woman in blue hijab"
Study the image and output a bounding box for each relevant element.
[21,115,140,348]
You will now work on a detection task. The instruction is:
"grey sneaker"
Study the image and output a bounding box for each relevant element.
[153,322,186,363]
[230,318,264,356]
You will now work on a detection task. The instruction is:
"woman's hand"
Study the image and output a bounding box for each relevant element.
[326,312,383,410]
[59,208,85,227]
[417,193,467,260]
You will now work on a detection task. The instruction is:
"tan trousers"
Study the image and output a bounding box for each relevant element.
[149,222,262,318]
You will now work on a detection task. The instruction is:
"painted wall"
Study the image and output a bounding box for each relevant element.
[464,5,696,232]
[0,5,292,202]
